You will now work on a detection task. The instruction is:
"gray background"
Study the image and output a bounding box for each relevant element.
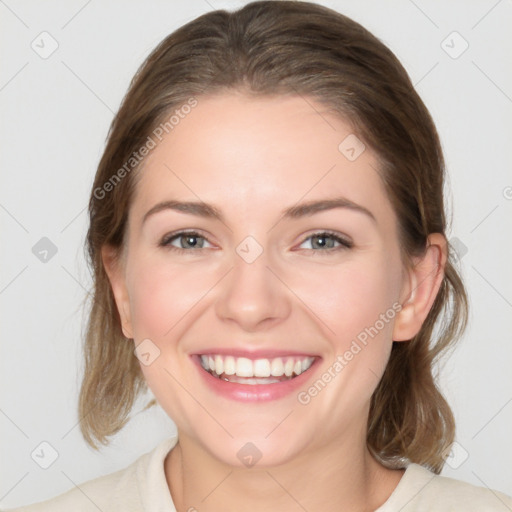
[1,0,511,508]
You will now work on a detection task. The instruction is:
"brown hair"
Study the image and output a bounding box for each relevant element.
[80,0,468,473]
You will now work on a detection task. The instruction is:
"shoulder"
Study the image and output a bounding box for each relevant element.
[2,464,139,512]
[2,437,178,512]
[378,463,512,512]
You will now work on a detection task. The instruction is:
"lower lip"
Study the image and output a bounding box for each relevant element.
[192,356,320,402]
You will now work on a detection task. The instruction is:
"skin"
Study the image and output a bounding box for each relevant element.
[103,92,447,512]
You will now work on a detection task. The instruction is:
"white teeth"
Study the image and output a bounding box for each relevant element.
[254,359,271,377]
[270,358,284,377]
[284,358,294,377]
[214,355,224,375]
[302,357,314,372]
[199,354,315,380]
[224,376,282,385]
[236,357,253,377]
[224,356,236,375]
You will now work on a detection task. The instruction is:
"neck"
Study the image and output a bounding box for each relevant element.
[164,427,404,512]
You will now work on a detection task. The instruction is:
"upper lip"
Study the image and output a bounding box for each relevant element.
[191,348,320,360]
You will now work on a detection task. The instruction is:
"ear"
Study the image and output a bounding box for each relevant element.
[102,244,133,339]
[392,233,447,342]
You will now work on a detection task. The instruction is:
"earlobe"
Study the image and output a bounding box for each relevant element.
[392,234,447,342]
[101,244,133,339]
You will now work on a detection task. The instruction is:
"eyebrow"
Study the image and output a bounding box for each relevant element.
[142,197,376,225]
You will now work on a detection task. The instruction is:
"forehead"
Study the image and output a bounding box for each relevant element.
[130,93,394,227]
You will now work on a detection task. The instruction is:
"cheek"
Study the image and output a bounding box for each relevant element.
[126,256,213,341]
[295,257,401,349]
[295,260,402,416]
[125,256,213,423]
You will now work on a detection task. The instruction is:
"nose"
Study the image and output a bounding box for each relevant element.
[214,244,292,332]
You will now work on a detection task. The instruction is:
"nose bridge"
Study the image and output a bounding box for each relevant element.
[214,235,290,330]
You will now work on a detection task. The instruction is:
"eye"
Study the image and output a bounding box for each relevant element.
[159,230,213,251]
[298,231,353,252]
[159,230,352,253]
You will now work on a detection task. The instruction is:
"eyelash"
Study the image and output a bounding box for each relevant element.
[159,230,353,254]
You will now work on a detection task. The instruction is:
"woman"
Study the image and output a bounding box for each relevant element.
[6,1,511,510]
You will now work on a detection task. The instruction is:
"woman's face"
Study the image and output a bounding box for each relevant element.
[107,92,415,467]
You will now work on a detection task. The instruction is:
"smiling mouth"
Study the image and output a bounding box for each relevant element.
[199,354,316,385]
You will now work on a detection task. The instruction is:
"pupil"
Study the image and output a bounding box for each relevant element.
[314,235,331,249]
[185,235,198,248]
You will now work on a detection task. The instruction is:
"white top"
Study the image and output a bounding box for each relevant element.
[5,436,512,511]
